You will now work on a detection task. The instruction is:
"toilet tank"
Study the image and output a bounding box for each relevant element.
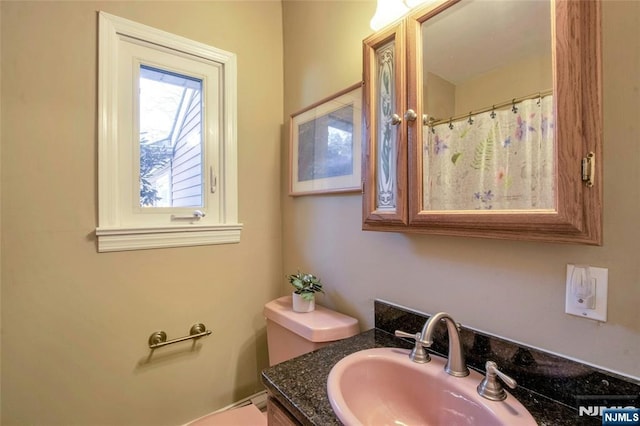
[263,296,360,366]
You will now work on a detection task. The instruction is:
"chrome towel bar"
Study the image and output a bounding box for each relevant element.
[148,323,212,349]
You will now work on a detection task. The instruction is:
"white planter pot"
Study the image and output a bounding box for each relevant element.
[292,292,315,313]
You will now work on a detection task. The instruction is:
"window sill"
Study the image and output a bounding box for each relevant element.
[95,224,243,252]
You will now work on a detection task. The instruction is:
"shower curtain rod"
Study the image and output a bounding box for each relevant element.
[427,89,553,127]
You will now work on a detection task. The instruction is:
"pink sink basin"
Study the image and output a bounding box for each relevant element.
[327,348,537,426]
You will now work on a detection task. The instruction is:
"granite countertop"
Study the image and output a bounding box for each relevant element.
[261,328,599,426]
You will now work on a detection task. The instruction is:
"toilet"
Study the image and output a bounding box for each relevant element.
[263,295,360,366]
[185,295,359,425]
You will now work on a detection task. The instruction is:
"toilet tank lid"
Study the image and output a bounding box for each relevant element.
[263,296,360,343]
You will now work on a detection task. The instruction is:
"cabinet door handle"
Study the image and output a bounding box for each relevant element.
[404,109,417,122]
[390,113,402,126]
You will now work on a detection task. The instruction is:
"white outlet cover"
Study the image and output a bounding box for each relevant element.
[565,264,608,322]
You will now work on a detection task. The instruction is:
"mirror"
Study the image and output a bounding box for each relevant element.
[420,0,554,211]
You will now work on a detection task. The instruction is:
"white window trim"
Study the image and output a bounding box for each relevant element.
[96,12,241,252]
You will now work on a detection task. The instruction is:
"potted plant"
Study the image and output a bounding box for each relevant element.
[288,271,323,313]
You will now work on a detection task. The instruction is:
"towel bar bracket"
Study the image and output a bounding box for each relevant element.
[148,323,212,349]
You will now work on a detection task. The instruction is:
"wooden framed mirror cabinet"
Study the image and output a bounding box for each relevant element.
[362,0,602,245]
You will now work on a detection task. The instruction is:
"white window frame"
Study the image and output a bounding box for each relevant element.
[96,12,241,252]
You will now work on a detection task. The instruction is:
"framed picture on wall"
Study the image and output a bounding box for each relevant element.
[289,83,363,196]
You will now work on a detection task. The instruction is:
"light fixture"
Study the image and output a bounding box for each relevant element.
[404,0,432,7]
[370,0,441,31]
[370,0,410,31]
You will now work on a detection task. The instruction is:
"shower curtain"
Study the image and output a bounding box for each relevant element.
[423,95,555,211]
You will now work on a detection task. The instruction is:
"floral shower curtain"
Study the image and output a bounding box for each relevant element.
[423,95,555,211]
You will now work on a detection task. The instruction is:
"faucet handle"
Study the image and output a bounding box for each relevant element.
[477,361,517,401]
[394,330,431,363]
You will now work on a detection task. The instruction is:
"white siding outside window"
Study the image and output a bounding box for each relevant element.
[96,12,242,252]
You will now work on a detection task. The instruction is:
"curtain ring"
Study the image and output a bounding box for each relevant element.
[448,119,453,130]
[468,113,474,125]
[511,99,518,114]
[490,106,496,119]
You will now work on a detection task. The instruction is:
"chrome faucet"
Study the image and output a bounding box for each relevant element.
[421,312,469,377]
[395,311,469,377]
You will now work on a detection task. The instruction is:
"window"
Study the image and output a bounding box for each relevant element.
[96,12,241,252]
[118,50,215,229]
[138,66,204,209]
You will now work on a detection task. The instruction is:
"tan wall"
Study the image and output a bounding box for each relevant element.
[425,54,552,120]
[424,71,455,121]
[282,0,640,379]
[454,53,553,114]
[1,2,283,425]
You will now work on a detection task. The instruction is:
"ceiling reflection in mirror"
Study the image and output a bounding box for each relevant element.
[421,0,554,211]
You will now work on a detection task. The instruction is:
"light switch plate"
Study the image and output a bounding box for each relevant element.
[565,264,608,321]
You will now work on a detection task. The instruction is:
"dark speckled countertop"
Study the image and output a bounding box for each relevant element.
[261,301,638,426]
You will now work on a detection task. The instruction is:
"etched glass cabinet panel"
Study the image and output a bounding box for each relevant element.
[376,41,399,212]
[362,0,602,245]
[363,21,408,226]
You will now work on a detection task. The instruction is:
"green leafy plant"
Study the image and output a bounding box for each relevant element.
[288,271,323,301]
